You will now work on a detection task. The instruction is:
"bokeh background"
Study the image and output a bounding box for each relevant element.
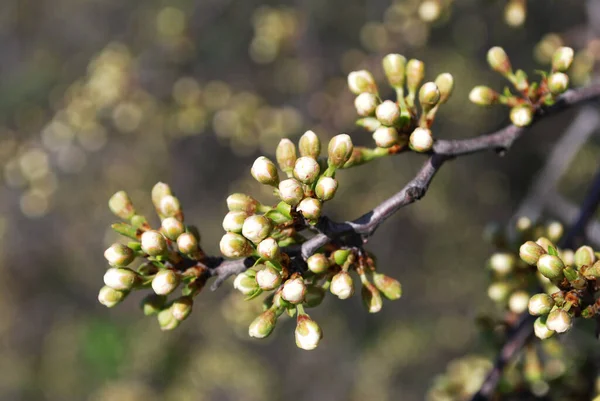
[0,0,599,400]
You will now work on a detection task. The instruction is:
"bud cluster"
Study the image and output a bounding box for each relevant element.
[469,46,574,127]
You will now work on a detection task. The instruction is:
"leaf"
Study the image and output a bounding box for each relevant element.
[244,288,263,301]
[111,223,139,239]
[547,245,558,256]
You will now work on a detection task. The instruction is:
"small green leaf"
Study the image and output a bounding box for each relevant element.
[112,223,139,239]
[244,288,263,301]
[547,245,558,256]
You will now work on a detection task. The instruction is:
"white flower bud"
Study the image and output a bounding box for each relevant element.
[104,243,135,267]
[354,92,379,116]
[222,211,248,233]
[489,253,516,276]
[375,100,401,126]
[282,277,307,304]
[298,130,321,159]
[242,215,272,244]
[251,156,279,186]
[141,230,167,256]
[98,285,127,308]
[293,156,320,185]
[233,271,259,295]
[159,195,181,218]
[220,232,253,258]
[256,265,282,290]
[295,314,323,350]
[347,70,377,94]
[278,178,305,206]
[103,267,139,291]
[510,105,534,127]
[227,193,259,214]
[372,126,399,148]
[152,269,180,295]
[108,191,135,220]
[256,237,280,260]
[533,316,555,339]
[547,72,569,95]
[546,309,572,333]
[409,127,433,152]
[315,177,338,201]
[297,197,322,222]
[171,297,193,321]
[161,216,185,240]
[327,134,354,169]
[176,232,198,254]
[249,309,277,338]
[307,253,330,274]
[330,271,354,299]
[528,293,554,316]
[508,290,529,314]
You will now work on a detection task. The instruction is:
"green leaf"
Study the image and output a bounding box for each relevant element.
[547,245,558,256]
[244,288,263,301]
[112,223,138,239]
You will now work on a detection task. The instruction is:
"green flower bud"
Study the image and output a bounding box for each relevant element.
[489,253,516,275]
[361,282,383,313]
[356,117,381,131]
[563,266,587,289]
[256,265,282,290]
[304,286,325,307]
[104,243,135,267]
[510,105,534,127]
[582,260,600,279]
[296,197,322,222]
[307,253,330,274]
[282,276,307,304]
[315,176,338,201]
[528,293,554,316]
[249,309,277,338]
[275,138,297,174]
[141,230,167,256]
[347,70,377,94]
[419,82,441,114]
[409,127,433,152]
[406,59,425,96]
[332,249,352,266]
[327,134,354,169]
[98,285,128,307]
[574,245,596,269]
[546,309,572,333]
[251,156,279,187]
[519,241,547,265]
[533,316,555,339]
[278,178,304,206]
[220,232,253,258]
[161,216,185,240]
[508,290,529,314]
[176,232,198,255]
[469,86,499,106]
[109,191,135,220]
[157,308,179,331]
[227,193,259,214]
[372,272,402,300]
[552,47,574,72]
[372,126,399,148]
[152,269,180,295]
[140,293,166,316]
[295,313,322,350]
[330,271,354,299]
[487,46,512,76]
[298,130,321,159]
[535,237,555,252]
[375,100,401,126]
[536,254,565,281]
[382,53,407,88]
[242,215,272,244]
[293,156,320,185]
[487,282,511,303]
[354,92,379,117]
[434,73,454,104]
[171,296,193,321]
[159,195,181,219]
[103,267,139,291]
[234,271,259,295]
[256,237,280,260]
[151,182,172,210]
[222,211,248,233]
[547,72,569,95]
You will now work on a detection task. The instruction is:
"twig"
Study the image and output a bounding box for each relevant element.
[546,192,600,247]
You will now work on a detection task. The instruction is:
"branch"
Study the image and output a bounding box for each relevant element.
[546,192,600,248]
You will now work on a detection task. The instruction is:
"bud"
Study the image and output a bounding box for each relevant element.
[347,70,377,94]
[103,267,139,291]
[256,237,280,260]
[560,249,574,267]
[434,73,454,104]
[152,269,180,295]
[372,272,402,300]
[528,293,554,316]
[535,237,555,252]
[504,0,526,27]
[293,156,320,185]
[98,285,127,307]
[533,316,555,339]
[519,241,547,265]
[275,138,297,174]
[418,82,441,114]
[406,59,425,96]
[256,265,282,290]
[171,296,193,321]
[409,127,433,152]
[296,197,322,222]
[508,290,529,314]
[327,134,354,169]
[220,232,253,258]
[151,182,172,210]
[382,53,407,88]
[552,47,574,72]
[510,105,534,127]
[233,271,259,295]
[109,191,135,220]
[330,271,354,299]
[545,221,563,243]
[489,253,516,275]
[315,177,338,201]
[487,282,511,303]
[563,266,587,289]
[574,245,596,269]
[537,254,565,281]
[547,72,569,95]
[251,156,279,187]
[227,193,259,214]
[222,211,248,233]
[375,100,401,126]
[307,253,330,274]
[469,86,498,106]
[141,293,166,315]
[141,230,167,256]
[159,195,181,218]
[546,309,572,333]
[104,243,135,267]
[278,178,304,206]
[295,314,323,350]
[242,215,272,244]
[161,217,185,240]
[176,232,198,255]
[298,130,321,159]
[487,46,512,76]
[361,282,383,313]
[304,286,326,307]
[356,117,381,131]
[372,126,399,148]
[157,308,179,331]
[249,309,278,338]
[354,92,379,117]
[281,276,307,304]
[332,249,352,266]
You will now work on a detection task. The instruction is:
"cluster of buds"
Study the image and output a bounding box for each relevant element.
[348,53,454,153]
[427,355,493,401]
[100,184,207,330]
[470,46,574,127]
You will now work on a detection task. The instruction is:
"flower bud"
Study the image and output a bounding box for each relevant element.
[519,241,546,265]
[487,282,511,303]
[406,59,425,96]
[256,265,282,290]
[159,195,181,219]
[157,308,179,331]
[152,269,180,295]
[282,277,307,304]
[356,117,381,131]
[293,156,320,185]
[418,0,441,21]
[375,100,401,126]
[382,53,407,88]
[434,73,454,104]
[307,253,330,274]
[508,290,529,314]
[372,126,399,148]
[489,253,516,275]
[171,296,193,321]
[98,285,128,307]
[275,138,297,174]
[298,130,321,159]
[251,156,279,187]
[372,272,402,300]
[222,211,248,233]
[295,314,322,350]
[109,191,135,220]
[304,286,325,307]
[227,193,259,214]
[533,316,555,339]
[504,0,526,27]
[560,249,574,267]
[536,254,565,280]
[332,249,352,266]
[233,271,259,295]
[469,86,498,106]
[574,245,596,269]
[409,127,433,152]
[535,237,555,252]
[151,182,172,210]
[140,293,166,315]
[330,271,354,299]
[528,293,554,316]
[176,232,198,255]
[220,232,253,258]
[315,177,338,201]
[552,47,574,72]
[256,237,280,260]
[242,215,272,244]
[510,105,534,127]
[103,267,139,291]
[347,70,377,94]
[545,221,563,243]
[487,46,512,76]
[161,217,185,240]
[361,282,383,313]
[419,82,441,113]
[249,309,278,338]
[104,243,135,267]
[354,93,379,117]
[296,197,322,222]
[546,309,572,333]
[278,178,304,206]
[327,134,354,169]
[141,230,167,256]
[547,72,569,95]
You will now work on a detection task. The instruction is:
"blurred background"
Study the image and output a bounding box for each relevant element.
[0,0,599,400]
